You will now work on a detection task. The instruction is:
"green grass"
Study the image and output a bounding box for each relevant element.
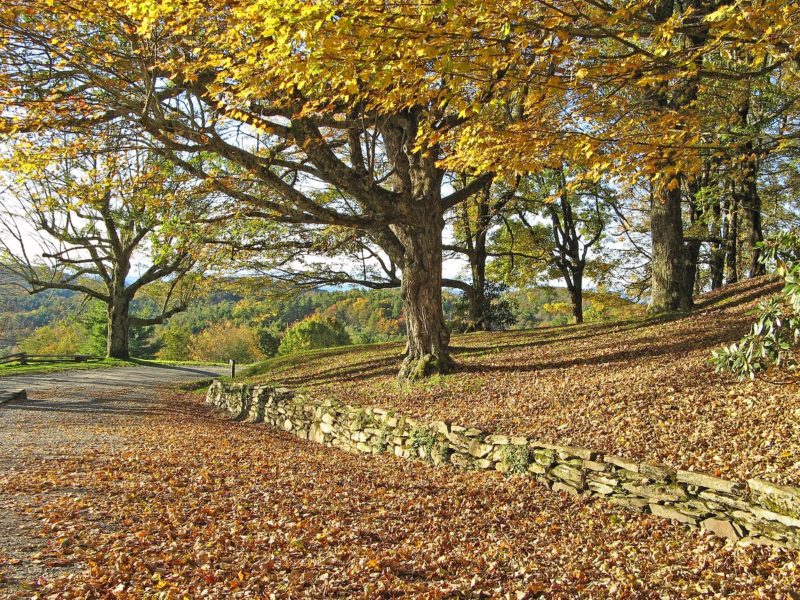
[0,358,129,378]
[0,357,226,378]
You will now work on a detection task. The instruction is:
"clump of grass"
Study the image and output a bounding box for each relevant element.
[503,445,530,475]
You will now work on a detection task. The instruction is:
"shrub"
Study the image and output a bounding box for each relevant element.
[277,314,351,355]
[255,326,281,358]
[189,322,264,363]
[450,281,518,332]
[502,445,530,475]
[19,323,87,355]
[713,231,800,380]
[157,323,193,361]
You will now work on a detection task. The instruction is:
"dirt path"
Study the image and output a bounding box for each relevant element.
[0,363,228,395]
[0,364,226,596]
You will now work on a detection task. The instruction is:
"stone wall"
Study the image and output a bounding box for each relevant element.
[207,381,800,549]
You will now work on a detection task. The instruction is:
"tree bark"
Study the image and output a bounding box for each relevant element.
[395,217,453,380]
[646,0,707,312]
[107,292,130,359]
[649,181,691,312]
[569,279,584,324]
[734,96,765,279]
[466,285,487,332]
[684,239,701,297]
[548,169,589,324]
[724,194,739,285]
[684,175,703,297]
[709,198,725,289]
[381,109,454,380]
[739,157,764,278]
[454,185,491,332]
[466,217,489,332]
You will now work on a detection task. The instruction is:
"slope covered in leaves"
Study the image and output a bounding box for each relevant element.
[1,385,799,597]
[249,277,800,485]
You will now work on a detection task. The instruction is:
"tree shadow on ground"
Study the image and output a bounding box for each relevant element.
[127,360,227,377]
[693,276,780,310]
[2,395,207,418]
[270,355,401,387]
[694,283,783,316]
[247,277,782,391]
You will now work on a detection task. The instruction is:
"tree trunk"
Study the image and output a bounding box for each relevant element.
[466,285,487,332]
[734,96,765,278]
[646,0,706,311]
[395,218,453,380]
[684,176,703,297]
[724,194,739,285]
[649,181,691,312]
[710,198,725,289]
[380,108,452,380]
[458,187,491,332]
[684,239,701,298]
[107,293,130,359]
[466,234,488,331]
[569,280,584,324]
[740,156,764,278]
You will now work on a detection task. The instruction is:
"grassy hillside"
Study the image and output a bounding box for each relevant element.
[244,276,800,485]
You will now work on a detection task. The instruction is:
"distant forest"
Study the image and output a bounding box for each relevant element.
[0,281,641,363]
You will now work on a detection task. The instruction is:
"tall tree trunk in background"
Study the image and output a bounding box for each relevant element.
[735,96,765,278]
[466,282,487,332]
[684,174,705,297]
[709,198,725,289]
[684,239,701,297]
[738,154,764,278]
[742,173,764,278]
[647,0,707,312]
[723,193,739,285]
[548,168,590,324]
[649,180,691,311]
[465,198,491,331]
[107,291,130,359]
[464,188,490,331]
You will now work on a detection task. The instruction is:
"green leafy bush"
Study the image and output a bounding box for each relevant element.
[502,444,530,474]
[157,323,193,361]
[255,326,281,358]
[712,231,800,380]
[450,281,517,333]
[277,315,351,355]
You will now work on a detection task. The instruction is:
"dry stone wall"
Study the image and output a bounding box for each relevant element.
[207,381,800,549]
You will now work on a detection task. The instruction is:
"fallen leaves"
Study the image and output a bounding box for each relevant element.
[0,382,799,597]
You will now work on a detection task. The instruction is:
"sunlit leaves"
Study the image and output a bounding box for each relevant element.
[2,378,799,596]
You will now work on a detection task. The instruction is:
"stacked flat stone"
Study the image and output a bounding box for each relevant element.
[207,381,800,549]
